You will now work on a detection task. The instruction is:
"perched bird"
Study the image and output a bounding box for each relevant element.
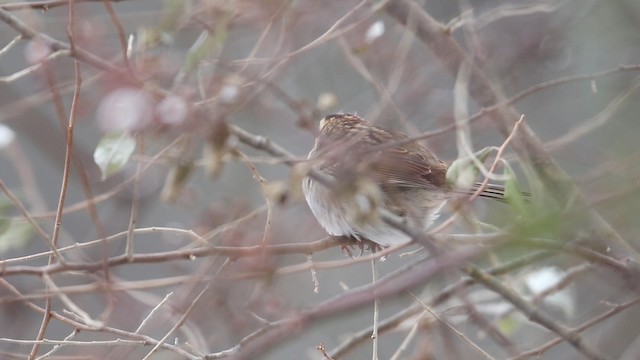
[302,113,511,248]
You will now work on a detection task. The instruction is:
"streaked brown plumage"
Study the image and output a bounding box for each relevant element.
[303,113,508,247]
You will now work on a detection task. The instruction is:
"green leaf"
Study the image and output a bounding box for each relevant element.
[185,31,216,73]
[93,132,136,180]
[0,221,34,255]
[160,161,194,202]
[446,147,493,188]
[496,313,522,336]
[503,163,530,218]
[160,0,188,33]
[182,12,230,76]
[0,218,10,237]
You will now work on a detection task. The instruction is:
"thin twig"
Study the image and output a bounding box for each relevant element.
[42,274,102,328]
[407,292,496,359]
[100,0,131,69]
[0,180,64,263]
[28,5,83,355]
[465,265,610,360]
[511,297,640,359]
[34,329,79,360]
[225,245,489,360]
[142,259,230,359]
[330,250,554,358]
[0,278,198,360]
[371,259,379,360]
[0,0,130,11]
[0,7,126,76]
[134,292,174,334]
[228,124,440,253]
[546,76,640,151]
[0,51,71,83]
[383,0,636,260]
[126,136,143,261]
[0,34,21,56]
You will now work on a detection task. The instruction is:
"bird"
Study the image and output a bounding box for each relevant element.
[302,113,514,248]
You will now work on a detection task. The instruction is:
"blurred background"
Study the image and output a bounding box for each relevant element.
[1,0,640,359]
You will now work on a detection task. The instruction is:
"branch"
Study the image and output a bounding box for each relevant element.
[465,265,610,360]
[0,0,130,11]
[330,249,554,358]
[383,0,637,260]
[211,244,489,360]
[0,236,342,277]
[0,7,127,77]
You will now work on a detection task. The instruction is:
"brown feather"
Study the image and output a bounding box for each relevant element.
[316,113,448,191]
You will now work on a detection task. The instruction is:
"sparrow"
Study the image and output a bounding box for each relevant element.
[302,113,510,248]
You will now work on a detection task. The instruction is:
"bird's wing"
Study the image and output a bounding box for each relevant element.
[366,145,448,190]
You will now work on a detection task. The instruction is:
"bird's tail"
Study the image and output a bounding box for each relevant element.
[463,182,531,203]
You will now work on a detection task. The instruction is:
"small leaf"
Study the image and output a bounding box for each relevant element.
[262,181,289,205]
[180,12,230,79]
[503,163,529,217]
[160,0,189,33]
[161,161,194,203]
[0,221,34,255]
[446,147,493,188]
[203,118,230,179]
[0,218,10,236]
[93,132,137,180]
[185,31,217,73]
[496,313,522,336]
[474,147,493,162]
